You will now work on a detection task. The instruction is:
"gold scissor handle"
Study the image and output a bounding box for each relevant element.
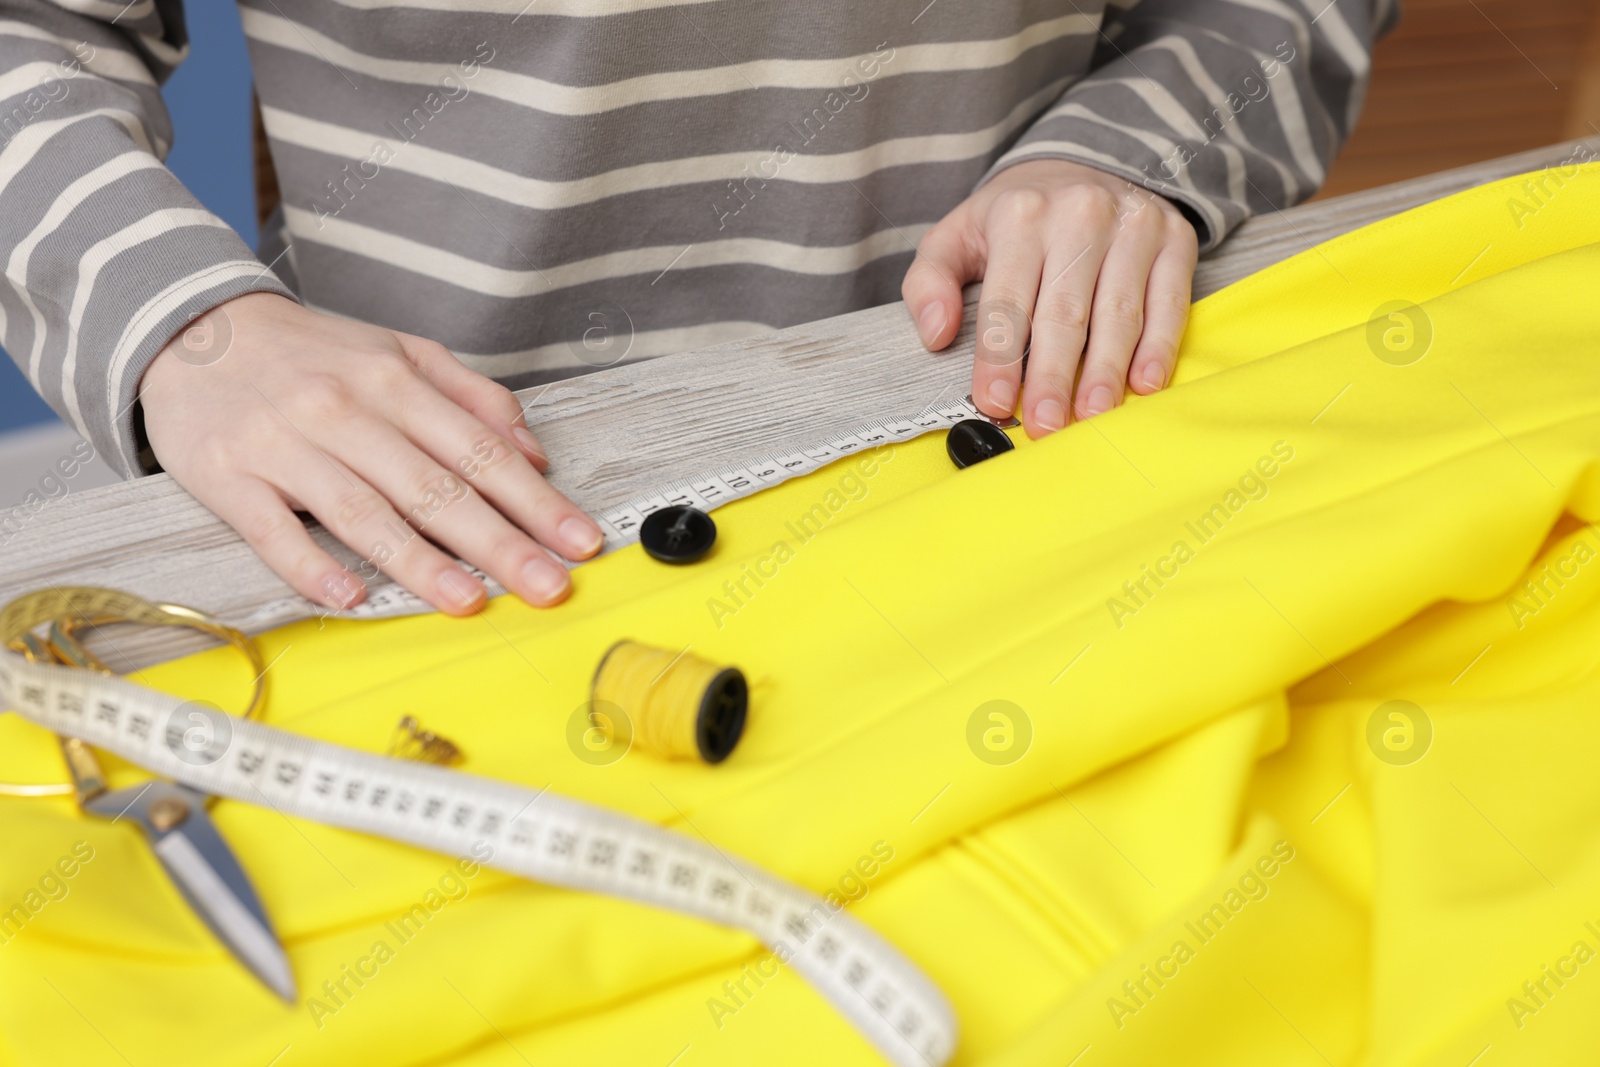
[0,632,95,799]
[0,587,268,800]
[51,601,266,720]
[44,622,112,805]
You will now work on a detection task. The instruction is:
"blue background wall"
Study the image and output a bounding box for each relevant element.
[0,4,258,433]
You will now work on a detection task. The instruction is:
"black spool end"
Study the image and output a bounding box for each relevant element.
[695,667,748,764]
[945,418,1014,469]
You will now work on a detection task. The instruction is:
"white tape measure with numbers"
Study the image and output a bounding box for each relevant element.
[241,395,1001,631]
[1,588,957,1066]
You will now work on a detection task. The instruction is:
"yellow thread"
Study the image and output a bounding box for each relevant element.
[590,641,747,763]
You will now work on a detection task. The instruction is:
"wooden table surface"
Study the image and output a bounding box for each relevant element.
[3,136,1592,666]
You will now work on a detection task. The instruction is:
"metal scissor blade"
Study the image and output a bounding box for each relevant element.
[86,782,296,1001]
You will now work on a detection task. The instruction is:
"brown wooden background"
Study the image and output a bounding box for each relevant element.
[1318,0,1600,197]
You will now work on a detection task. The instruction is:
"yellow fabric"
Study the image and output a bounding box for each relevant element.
[5,163,1600,1066]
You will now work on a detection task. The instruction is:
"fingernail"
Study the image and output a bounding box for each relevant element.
[437,568,485,612]
[987,378,1017,414]
[521,556,570,604]
[1034,398,1067,432]
[1142,364,1167,390]
[917,303,947,346]
[512,426,547,464]
[1084,386,1115,417]
[558,516,604,558]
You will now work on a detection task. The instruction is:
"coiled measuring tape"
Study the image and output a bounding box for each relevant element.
[1,588,957,1066]
[241,395,999,630]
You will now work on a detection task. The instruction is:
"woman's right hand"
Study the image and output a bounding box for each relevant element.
[139,292,603,616]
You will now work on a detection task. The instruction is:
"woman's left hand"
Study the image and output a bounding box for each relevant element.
[902,158,1200,438]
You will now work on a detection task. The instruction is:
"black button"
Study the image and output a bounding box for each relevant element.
[639,505,717,563]
[946,419,1014,469]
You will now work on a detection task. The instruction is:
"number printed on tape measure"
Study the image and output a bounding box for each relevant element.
[23,633,995,1063]
[240,396,989,640]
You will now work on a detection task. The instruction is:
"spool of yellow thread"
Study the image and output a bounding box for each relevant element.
[590,641,748,763]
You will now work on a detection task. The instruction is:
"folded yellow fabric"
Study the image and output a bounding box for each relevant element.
[4,161,1600,1067]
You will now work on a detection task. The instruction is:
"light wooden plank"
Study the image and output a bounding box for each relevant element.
[3,137,1593,667]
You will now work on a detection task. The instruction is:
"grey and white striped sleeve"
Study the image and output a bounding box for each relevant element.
[983,0,1401,250]
[0,0,293,476]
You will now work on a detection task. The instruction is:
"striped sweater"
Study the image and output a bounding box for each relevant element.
[0,0,1395,477]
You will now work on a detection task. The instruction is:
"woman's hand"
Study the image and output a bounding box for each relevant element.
[902,159,1199,437]
[139,292,603,615]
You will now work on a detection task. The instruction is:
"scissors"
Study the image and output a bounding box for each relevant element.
[7,604,295,1002]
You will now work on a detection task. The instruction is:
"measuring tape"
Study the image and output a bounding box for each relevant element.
[1,588,957,1066]
[241,395,999,630]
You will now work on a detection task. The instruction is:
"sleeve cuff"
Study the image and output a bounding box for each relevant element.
[978,120,1242,252]
[104,257,297,477]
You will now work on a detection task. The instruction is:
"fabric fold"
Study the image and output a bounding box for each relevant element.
[2,162,1599,1066]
